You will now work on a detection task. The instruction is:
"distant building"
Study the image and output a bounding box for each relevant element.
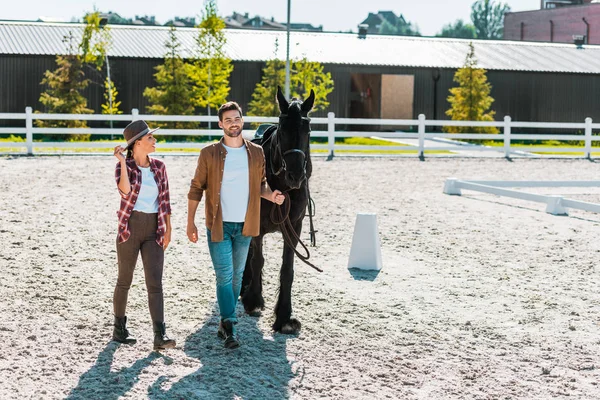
[242,16,286,30]
[360,11,406,34]
[290,23,323,32]
[505,0,600,44]
[132,15,158,26]
[224,12,322,31]
[164,17,197,27]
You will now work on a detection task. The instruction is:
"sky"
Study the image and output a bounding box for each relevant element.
[4,0,541,36]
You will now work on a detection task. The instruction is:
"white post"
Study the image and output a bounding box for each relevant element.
[504,116,511,159]
[584,117,593,159]
[443,178,462,195]
[25,107,33,156]
[545,195,568,216]
[348,213,383,271]
[327,112,335,160]
[131,108,139,121]
[418,114,425,159]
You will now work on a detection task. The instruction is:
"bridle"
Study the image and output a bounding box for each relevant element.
[265,111,320,271]
[270,114,311,181]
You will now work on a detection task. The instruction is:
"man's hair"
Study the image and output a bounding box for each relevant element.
[218,101,243,121]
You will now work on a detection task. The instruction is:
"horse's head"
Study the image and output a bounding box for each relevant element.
[273,86,315,190]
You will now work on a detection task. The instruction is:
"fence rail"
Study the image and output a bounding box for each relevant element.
[1,107,599,157]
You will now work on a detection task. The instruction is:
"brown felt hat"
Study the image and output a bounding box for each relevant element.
[123,120,159,149]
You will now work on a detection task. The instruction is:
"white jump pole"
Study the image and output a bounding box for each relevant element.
[348,213,383,271]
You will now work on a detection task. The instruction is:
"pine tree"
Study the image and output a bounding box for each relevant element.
[188,0,233,120]
[291,57,334,112]
[248,41,286,117]
[143,26,195,130]
[37,32,93,141]
[248,41,334,117]
[101,77,122,115]
[37,11,113,141]
[445,43,498,134]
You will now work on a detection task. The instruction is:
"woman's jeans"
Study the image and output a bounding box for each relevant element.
[207,222,252,322]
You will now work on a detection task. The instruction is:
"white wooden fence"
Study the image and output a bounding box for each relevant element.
[1,107,599,157]
[443,178,600,216]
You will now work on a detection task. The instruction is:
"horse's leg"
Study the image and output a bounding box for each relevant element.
[273,220,302,334]
[241,235,265,316]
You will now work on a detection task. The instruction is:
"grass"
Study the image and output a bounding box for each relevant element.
[0,136,453,155]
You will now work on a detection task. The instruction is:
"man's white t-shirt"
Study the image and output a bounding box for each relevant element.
[221,144,249,222]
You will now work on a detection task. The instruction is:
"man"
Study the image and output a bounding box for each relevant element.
[187,101,285,349]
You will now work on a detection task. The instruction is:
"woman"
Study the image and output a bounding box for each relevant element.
[112,120,175,350]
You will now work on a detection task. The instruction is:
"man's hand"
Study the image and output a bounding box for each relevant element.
[187,222,198,243]
[271,190,285,205]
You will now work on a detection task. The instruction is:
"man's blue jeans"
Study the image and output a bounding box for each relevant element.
[206,222,252,323]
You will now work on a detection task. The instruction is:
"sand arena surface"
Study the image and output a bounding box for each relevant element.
[1,155,599,399]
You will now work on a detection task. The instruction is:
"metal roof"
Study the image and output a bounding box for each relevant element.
[1,20,599,74]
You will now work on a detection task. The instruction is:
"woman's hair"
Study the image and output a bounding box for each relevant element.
[126,140,138,159]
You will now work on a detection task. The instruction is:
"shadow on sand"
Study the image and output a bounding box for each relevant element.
[148,304,300,399]
[348,268,381,281]
[66,341,163,400]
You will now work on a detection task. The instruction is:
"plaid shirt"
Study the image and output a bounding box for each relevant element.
[115,158,171,247]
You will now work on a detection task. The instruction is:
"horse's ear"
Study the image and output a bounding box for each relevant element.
[276,86,289,113]
[301,89,315,113]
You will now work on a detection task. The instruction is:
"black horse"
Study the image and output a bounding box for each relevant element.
[241,86,316,334]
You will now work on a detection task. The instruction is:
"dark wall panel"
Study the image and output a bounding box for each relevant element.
[2,54,600,127]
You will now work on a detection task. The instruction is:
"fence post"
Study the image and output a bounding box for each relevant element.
[25,107,33,156]
[131,108,139,121]
[418,114,425,160]
[584,117,593,160]
[327,112,335,161]
[504,116,511,159]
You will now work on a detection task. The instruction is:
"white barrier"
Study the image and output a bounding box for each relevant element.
[444,178,600,216]
[348,213,383,271]
[0,109,599,157]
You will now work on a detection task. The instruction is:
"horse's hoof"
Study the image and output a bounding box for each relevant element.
[248,309,262,317]
[242,293,265,315]
[273,318,301,334]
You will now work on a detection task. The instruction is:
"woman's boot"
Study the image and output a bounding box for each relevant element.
[153,321,176,350]
[112,316,136,344]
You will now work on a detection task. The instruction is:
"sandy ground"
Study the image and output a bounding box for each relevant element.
[1,155,599,399]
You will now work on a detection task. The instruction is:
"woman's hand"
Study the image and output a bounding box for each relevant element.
[113,145,126,162]
[163,226,172,250]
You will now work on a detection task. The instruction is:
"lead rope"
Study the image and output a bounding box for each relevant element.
[306,179,317,247]
[270,193,323,272]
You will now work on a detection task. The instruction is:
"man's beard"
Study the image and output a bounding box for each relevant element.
[224,127,242,137]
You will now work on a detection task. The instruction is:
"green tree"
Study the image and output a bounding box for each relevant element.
[291,57,334,112]
[436,19,477,39]
[37,32,93,141]
[80,11,111,70]
[101,77,122,115]
[471,0,510,40]
[248,45,286,117]
[444,43,498,134]
[37,11,114,141]
[188,0,233,120]
[143,26,195,130]
[248,53,334,116]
